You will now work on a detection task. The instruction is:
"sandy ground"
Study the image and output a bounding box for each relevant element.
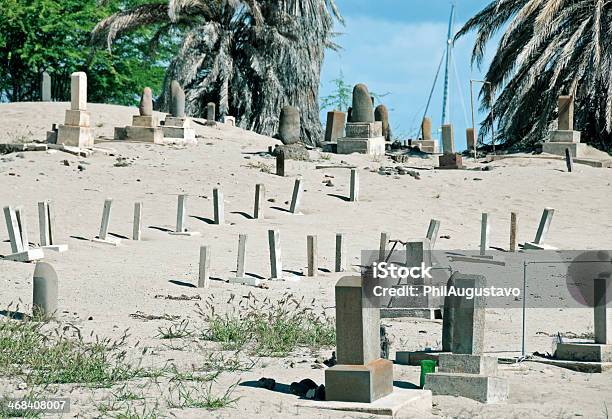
[0,102,611,418]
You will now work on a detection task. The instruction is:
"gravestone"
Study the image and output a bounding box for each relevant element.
[335,233,346,272]
[523,207,556,250]
[198,246,211,288]
[289,179,303,214]
[223,116,236,126]
[543,95,585,157]
[441,124,455,154]
[92,199,121,246]
[426,219,441,249]
[254,184,265,219]
[276,151,285,176]
[206,102,216,122]
[325,111,346,142]
[229,234,261,286]
[213,188,224,224]
[325,276,393,402]
[115,87,164,144]
[41,72,51,102]
[3,206,44,262]
[169,195,200,237]
[32,262,58,317]
[163,81,196,143]
[414,116,439,153]
[374,104,391,141]
[466,128,476,152]
[268,229,282,280]
[278,106,301,145]
[38,201,68,252]
[337,84,385,155]
[56,72,94,148]
[349,169,359,202]
[133,202,142,241]
[509,212,518,252]
[425,274,509,403]
[307,235,318,277]
[170,80,185,118]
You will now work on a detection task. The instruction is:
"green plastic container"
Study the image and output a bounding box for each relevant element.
[419,360,436,388]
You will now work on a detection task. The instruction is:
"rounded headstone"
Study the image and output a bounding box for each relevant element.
[278,105,301,145]
[375,104,391,141]
[351,84,374,123]
[139,87,153,117]
[32,262,58,318]
[206,102,216,122]
[170,80,185,118]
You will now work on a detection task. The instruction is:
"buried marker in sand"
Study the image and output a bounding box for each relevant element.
[198,246,211,288]
[349,169,359,202]
[213,187,224,225]
[289,179,303,214]
[307,235,318,277]
[335,233,346,272]
[33,261,58,318]
[133,202,142,241]
[268,229,283,280]
[426,219,441,249]
[254,184,265,219]
[523,207,556,250]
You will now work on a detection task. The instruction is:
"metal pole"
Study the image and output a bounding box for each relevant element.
[490,84,496,155]
[470,80,476,158]
[521,260,527,357]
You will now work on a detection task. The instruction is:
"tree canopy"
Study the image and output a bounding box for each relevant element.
[92,0,342,146]
[0,0,178,105]
[457,0,612,151]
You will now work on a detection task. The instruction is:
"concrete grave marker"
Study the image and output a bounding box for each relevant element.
[479,213,490,257]
[337,84,385,155]
[3,206,44,262]
[425,273,509,403]
[170,195,200,236]
[289,179,303,214]
[213,188,224,225]
[56,72,94,148]
[133,202,142,241]
[206,102,216,122]
[278,106,301,145]
[335,233,346,272]
[325,276,393,402]
[441,124,455,154]
[254,184,265,219]
[41,72,51,102]
[307,235,318,277]
[162,81,196,143]
[32,262,58,318]
[198,246,211,288]
[509,212,518,252]
[38,201,68,252]
[229,233,261,287]
[93,199,121,246]
[426,219,441,249]
[115,87,164,144]
[276,151,285,177]
[349,169,359,202]
[378,232,389,262]
[325,111,346,142]
[268,230,282,280]
[543,95,585,157]
[523,207,556,250]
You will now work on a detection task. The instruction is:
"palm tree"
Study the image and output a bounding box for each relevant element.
[456,0,612,151]
[92,0,342,146]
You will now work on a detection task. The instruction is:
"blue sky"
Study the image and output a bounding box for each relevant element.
[319,0,494,151]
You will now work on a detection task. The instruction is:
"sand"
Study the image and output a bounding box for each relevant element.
[0,102,610,418]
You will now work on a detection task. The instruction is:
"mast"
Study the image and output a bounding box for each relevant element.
[441,4,455,126]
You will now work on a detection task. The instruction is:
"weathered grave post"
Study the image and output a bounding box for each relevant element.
[452,274,486,354]
[480,213,490,257]
[114,87,164,143]
[41,72,51,102]
[307,235,318,277]
[254,184,265,219]
[426,219,441,249]
[378,232,389,261]
[206,103,216,122]
[92,199,121,246]
[268,229,282,280]
[325,111,346,142]
[335,233,346,272]
[325,276,393,402]
[509,212,518,252]
[198,246,211,288]
[169,195,200,236]
[56,72,94,148]
[523,208,555,250]
[565,148,573,172]
[594,277,611,345]
[276,150,285,177]
[213,188,224,225]
[37,201,68,252]
[441,124,455,154]
[289,179,303,214]
[349,169,359,202]
[3,206,44,262]
[236,234,247,278]
[32,262,58,318]
[133,202,142,241]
